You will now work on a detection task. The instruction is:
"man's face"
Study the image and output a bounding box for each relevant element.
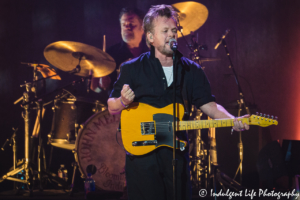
[149,16,178,56]
[120,13,144,43]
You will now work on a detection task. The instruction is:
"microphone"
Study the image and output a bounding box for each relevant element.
[169,38,178,51]
[214,29,230,50]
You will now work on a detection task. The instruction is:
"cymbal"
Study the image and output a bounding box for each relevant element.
[44,41,116,78]
[21,62,61,80]
[172,2,209,38]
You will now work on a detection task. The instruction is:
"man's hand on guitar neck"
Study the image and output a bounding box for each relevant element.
[232,115,250,132]
[107,84,135,115]
[200,101,250,132]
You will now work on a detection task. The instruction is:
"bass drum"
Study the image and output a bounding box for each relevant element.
[74,110,126,192]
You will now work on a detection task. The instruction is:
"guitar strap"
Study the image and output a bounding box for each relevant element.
[179,62,190,120]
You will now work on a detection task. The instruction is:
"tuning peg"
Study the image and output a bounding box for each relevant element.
[271,115,274,119]
[260,113,263,117]
[263,114,266,117]
[275,116,278,120]
[256,112,259,115]
[267,114,270,118]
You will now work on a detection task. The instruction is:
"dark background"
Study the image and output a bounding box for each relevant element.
[0,0,300,192]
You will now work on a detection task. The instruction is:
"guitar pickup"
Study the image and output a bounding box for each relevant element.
[132,140,157,146]
[141,122,155,135]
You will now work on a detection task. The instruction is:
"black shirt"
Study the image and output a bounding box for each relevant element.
[110,46,215,110]
[106,39,149,91]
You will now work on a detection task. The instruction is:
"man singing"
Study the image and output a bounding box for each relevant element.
[108,5,249,200]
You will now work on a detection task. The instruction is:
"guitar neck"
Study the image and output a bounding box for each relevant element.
[178,118,249,131]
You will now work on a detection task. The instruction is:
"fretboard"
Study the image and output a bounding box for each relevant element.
[177,118,250,131]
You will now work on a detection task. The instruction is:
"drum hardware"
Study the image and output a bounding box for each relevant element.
[189,105,238,192]
[69,162,78,197]
[0,128,19,190]
[0,80,37,195]
[189,106,214,190]
[1,38,114,194]
[0,64,73,195]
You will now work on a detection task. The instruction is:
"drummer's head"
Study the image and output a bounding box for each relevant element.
[119,7,144,45]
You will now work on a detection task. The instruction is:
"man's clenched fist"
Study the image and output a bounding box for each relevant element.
[120,84,135,106]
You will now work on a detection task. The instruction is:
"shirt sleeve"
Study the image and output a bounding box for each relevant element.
[109,63,132,98]
[191,65,216,108]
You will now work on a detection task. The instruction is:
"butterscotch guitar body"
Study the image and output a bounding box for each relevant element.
[120,102,187,156]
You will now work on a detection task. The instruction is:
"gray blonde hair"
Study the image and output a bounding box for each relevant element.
[143,5,178,47]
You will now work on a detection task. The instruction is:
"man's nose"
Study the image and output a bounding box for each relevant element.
[124,23,132,30]
[168,31,175,38]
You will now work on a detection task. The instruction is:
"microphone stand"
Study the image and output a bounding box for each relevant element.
[172,43,178,200]
[220,39,251,184]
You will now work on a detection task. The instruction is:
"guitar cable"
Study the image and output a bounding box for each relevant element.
[115,130,126,152]
[115,128,135,158]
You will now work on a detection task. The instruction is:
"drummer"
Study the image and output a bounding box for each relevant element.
[91,7,149,94]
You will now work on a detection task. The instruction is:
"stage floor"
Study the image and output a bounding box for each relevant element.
[0,189,279,200]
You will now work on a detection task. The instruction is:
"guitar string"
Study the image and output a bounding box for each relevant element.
[141,120,237,125]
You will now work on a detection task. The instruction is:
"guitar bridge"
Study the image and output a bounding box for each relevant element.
[141,122,155,135]
[132,140,157,146]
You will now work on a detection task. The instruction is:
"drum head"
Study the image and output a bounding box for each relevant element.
[75,110,125,192]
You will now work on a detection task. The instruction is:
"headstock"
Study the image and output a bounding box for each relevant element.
[249,113,278,127]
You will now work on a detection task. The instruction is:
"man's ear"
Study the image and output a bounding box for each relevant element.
[147,31,154,43]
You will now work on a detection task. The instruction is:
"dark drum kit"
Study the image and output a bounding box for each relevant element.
[0,1,227,196]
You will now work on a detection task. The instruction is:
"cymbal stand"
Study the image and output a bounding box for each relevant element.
[0,81,35,195]
[177,27,207,67]
[1,128,19,190]
[36,99,43,191]
[220,39,251,184]
[189,106,208,189]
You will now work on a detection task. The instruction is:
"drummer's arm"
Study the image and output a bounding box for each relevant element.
[108,84,135,115]
[90,77,101,93]
[90,76,111,93]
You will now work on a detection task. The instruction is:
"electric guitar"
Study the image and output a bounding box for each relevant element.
[120,102,278,156]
